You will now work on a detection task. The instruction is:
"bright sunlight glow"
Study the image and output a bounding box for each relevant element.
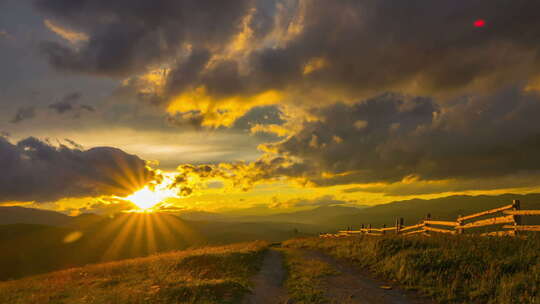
[121,173,179,211]
[125,187,164,210]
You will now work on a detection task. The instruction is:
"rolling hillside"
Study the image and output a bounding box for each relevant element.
[0,206,71,226]
[330,193,540,229]
[284,235,540,303]
[176,193,540,230]
[231,205,366,226]
[3,193,540,280]
[0,241,268,304]
[176,205,365,227]
[0,213,313,280]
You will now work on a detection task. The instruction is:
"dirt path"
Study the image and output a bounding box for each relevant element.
[243,248,289,304]
[303,250,433,304]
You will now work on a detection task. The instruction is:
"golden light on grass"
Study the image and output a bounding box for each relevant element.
[0,241,269,303]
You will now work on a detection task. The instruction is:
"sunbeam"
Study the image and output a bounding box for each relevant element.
[119,173,179,212]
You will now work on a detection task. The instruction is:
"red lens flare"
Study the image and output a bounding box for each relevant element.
[474,19,486,27]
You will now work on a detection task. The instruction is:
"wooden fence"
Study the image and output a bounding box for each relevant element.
[320,200,540,238]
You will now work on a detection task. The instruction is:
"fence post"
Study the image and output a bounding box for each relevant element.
[424,214,431,236]
[512,200,521,236]
[456,214,464,235]
[382,224,386,235]
[368,224,372,234]
[395,218,399,235]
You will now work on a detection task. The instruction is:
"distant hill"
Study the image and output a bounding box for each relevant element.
[0,204,361,228]
[175,210,232,221]
[176,205,366,227]
[65,213,105,228]
[233,205,366,226]
[331,193,540,229]
[0,212,315,280]
[0,206,70,226]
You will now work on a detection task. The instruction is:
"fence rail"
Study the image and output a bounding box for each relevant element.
[323,200,540,238]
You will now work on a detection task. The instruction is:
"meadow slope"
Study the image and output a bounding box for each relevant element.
[0,213,311,280]
[284,236,540,304]
[0,241,268,304]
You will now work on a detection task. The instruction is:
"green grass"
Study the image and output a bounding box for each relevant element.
[283,235,540,304]
[281,248,337,304]
[0,241,268,304]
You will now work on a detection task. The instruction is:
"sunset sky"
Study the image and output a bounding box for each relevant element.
[2,0,540,215]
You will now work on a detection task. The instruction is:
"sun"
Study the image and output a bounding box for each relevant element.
[122,173,179,211]
[125,187,164,210]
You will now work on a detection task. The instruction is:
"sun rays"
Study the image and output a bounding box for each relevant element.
[96,213,204,262]
[119,173,180,212]
[84,171,207,261]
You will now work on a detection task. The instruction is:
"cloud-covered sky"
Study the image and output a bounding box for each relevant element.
[2,0,540,213]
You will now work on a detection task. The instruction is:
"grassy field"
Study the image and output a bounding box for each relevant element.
[0,241,268,304]
[281,248,336,303]
[284,235,540,304]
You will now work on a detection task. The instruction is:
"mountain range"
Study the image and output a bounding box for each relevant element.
[332,193,540,228]
[3,192,540,229]
[2,193,540,280]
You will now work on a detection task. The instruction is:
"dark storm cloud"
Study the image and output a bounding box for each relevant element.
[233,105,284,130]
[10,106,36,123]
[49,100,73,113]
[48,92,80,113]
[34,0,540,122]
[245,0,540,97]
[167,89,540,193]
[35,0,252,77]
[165,111,204,130]
[261,89,540,186]
[164,48,212,98]
[0,137,156,202]
[48,92,94,115]
[313,0,539,93]
[162,0,540,105]
[29,0,540,194]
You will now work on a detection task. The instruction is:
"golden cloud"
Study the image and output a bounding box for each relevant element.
[44,19,88,44]
[166,87,282,127]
